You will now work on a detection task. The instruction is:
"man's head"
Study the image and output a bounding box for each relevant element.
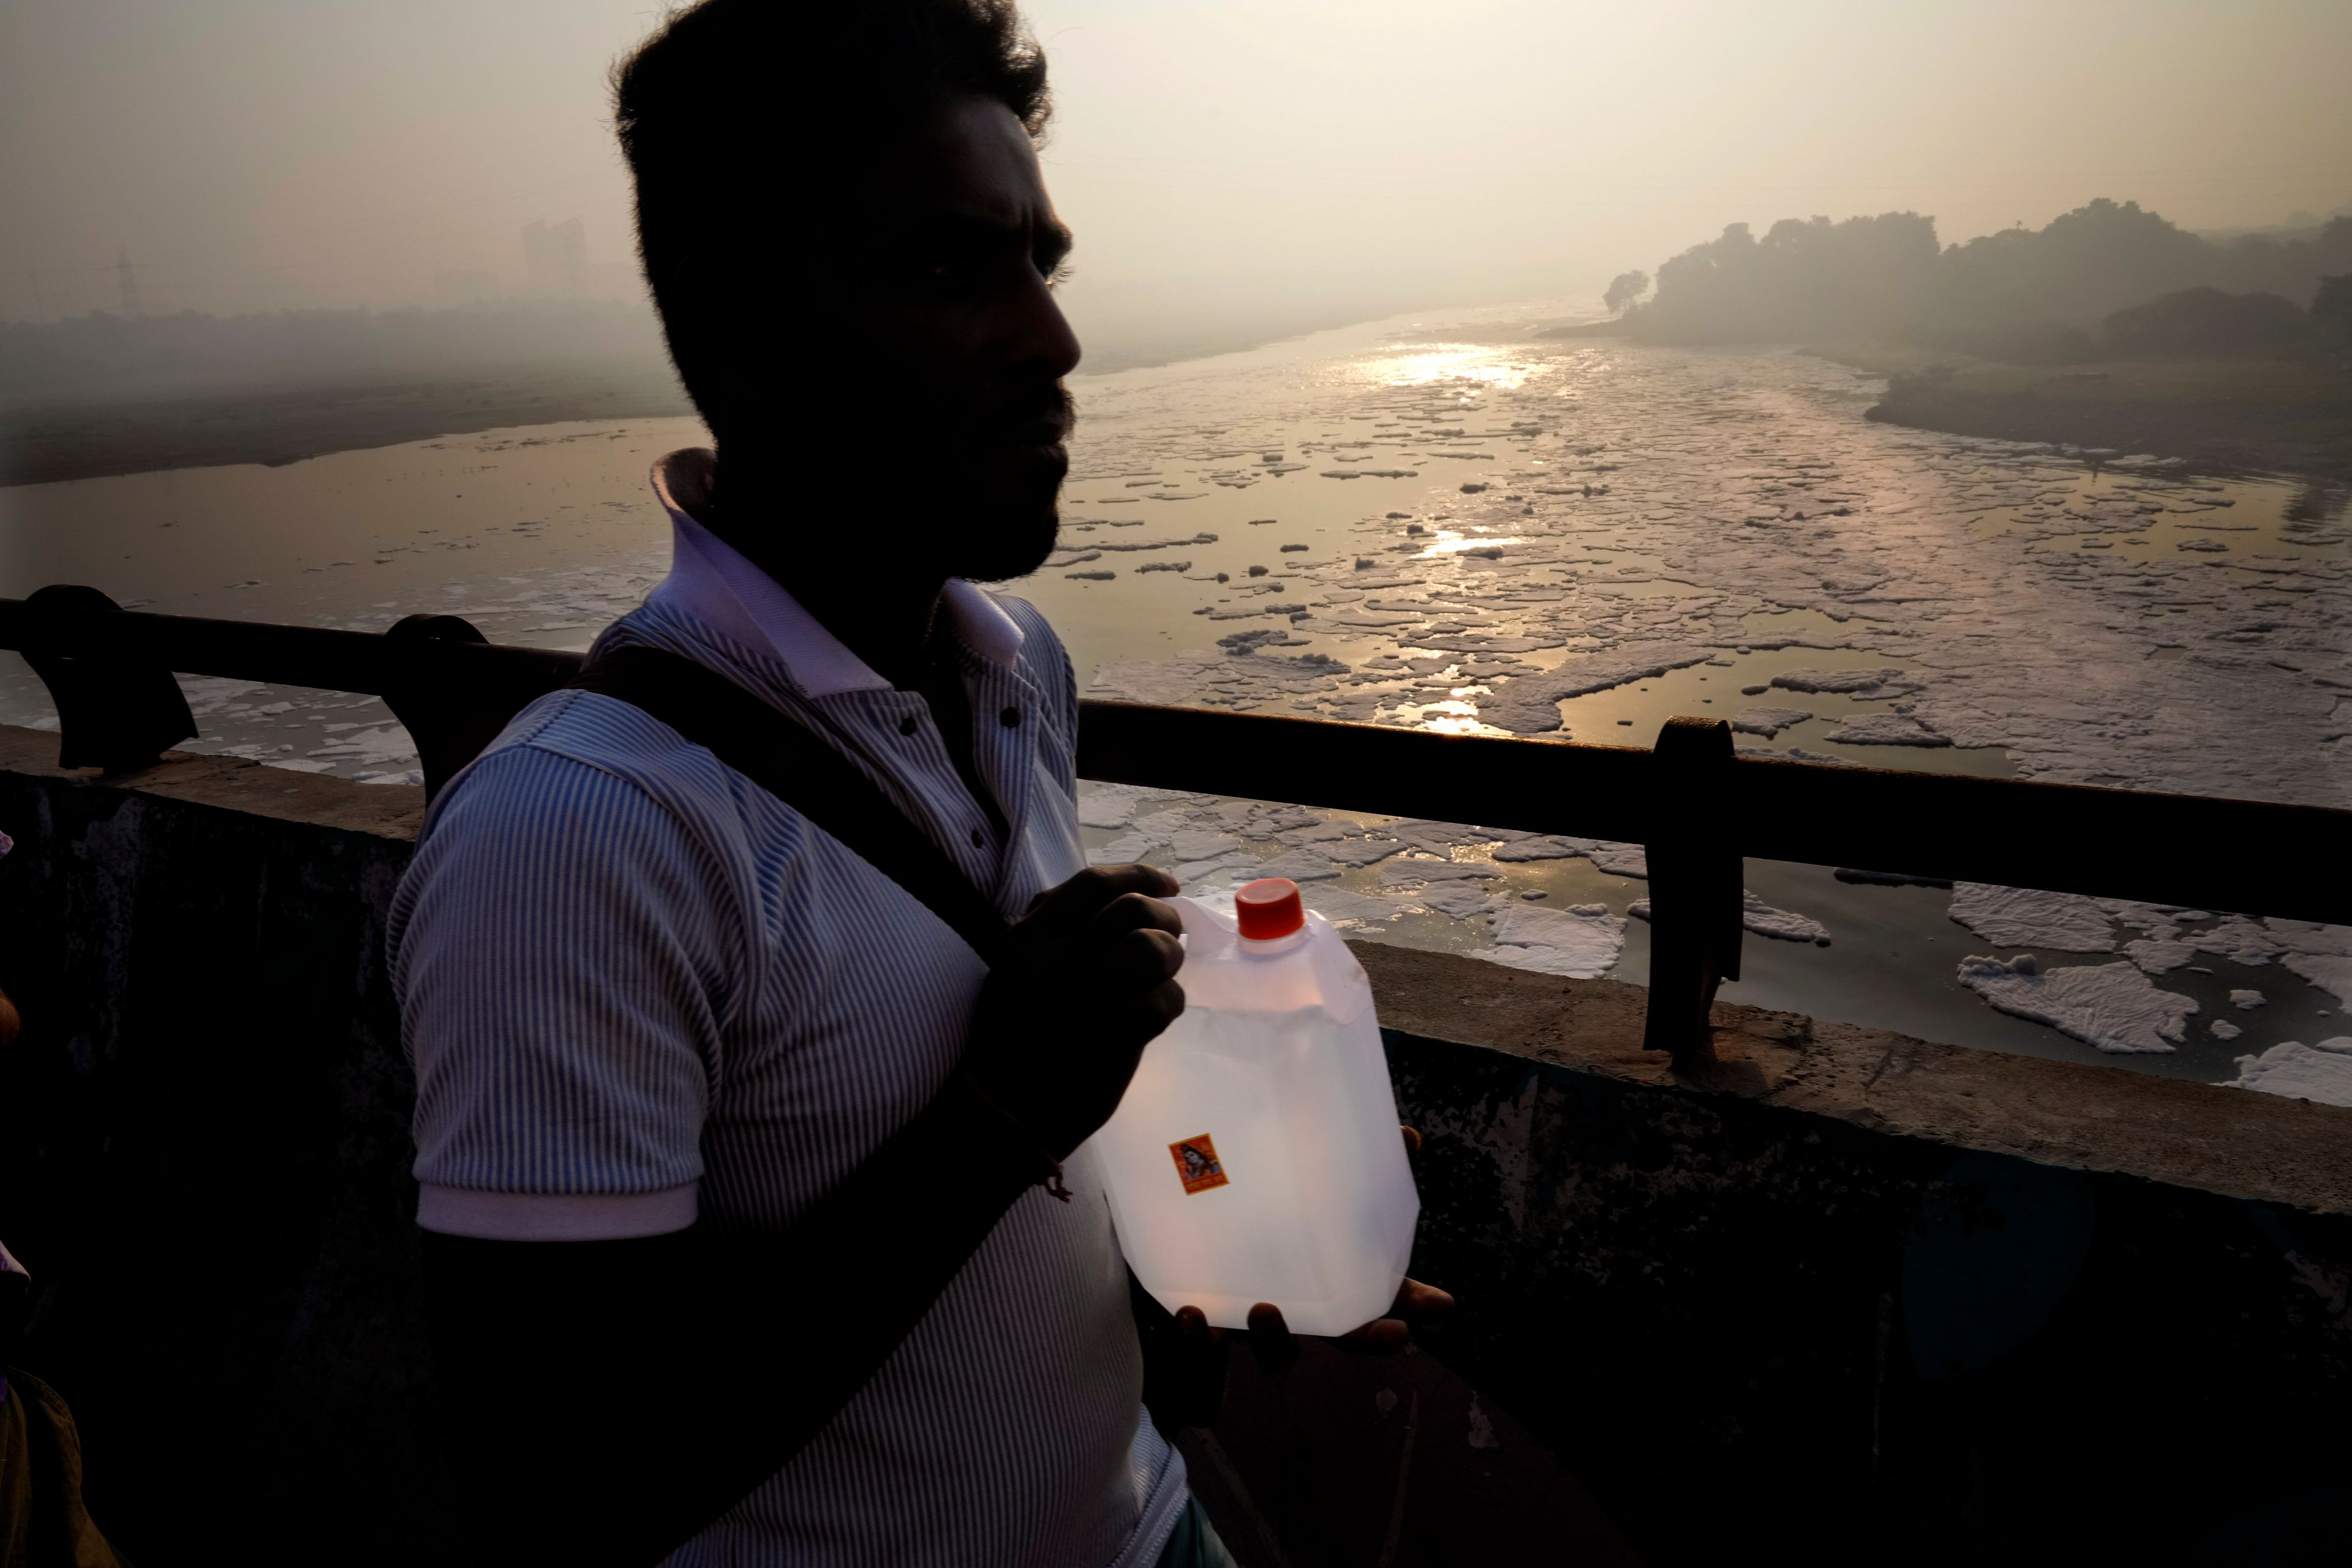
[615,1,1079,582]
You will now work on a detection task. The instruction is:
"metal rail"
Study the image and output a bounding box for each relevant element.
[4,587,2348,1066]
[1076,702,2352,927]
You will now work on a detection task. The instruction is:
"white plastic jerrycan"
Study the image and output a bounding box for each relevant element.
[1094,878,1420,1336]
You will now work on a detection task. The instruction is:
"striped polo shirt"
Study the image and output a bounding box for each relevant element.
[390,448,1186,1567]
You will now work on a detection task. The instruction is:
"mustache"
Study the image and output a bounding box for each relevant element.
[990,381,1076,443]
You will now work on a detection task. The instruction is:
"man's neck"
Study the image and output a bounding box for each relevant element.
[703,461,947,690]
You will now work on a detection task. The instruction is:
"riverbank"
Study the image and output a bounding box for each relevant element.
[0,307,1418,487]
[1818,342,2352,481]
[0,358,696,487]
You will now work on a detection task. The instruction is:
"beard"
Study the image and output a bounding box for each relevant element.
[952,498,1064,583]
[733,380,1074,589]
[933,380,1075,584]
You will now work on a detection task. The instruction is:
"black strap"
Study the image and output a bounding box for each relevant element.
[568,646,1013,968]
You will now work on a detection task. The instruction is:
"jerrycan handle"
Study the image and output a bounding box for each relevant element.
[1166,895,1238,966]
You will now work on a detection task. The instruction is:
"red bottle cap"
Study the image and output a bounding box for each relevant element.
[1235,878,1305,940]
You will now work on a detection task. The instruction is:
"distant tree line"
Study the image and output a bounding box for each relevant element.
[1599,198,2352,361]
[1602,270,1651,317]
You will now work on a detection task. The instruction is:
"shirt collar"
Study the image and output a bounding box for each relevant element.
[643,447,1026,699]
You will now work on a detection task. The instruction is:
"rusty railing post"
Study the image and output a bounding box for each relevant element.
[17,584,197,772]
[383,614,513,801]
[381,614,581,800]
[1642,715,1743,1069]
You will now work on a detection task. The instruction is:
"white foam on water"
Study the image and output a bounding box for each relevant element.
[1416,880,1500,919]
[1488,836,1648,878]
[1376,858,1502,886]
[1477,901,1627,979]
[1950,884,2117,952]
[2125,937,2197,973]
[1739,889,1831,944]
[1074,781,1186,830]
[2266,919,2352,957]
[2192,916,2283,967]
[1823,713,1950,747]
[1730,706,1812,737]
[2283,954,2352,1006]
[1252,846,1346,882]
[1770,668,1909,695]
[1956,954,2197,1054]
[2228,1038,2352,1106]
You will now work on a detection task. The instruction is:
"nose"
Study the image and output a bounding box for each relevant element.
[1008,265,1082,380]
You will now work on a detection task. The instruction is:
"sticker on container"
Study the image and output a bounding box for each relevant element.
[1168,1134,1229,1196]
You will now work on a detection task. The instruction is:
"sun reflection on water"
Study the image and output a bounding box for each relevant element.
[1342,342,1546,391]
[1417,533,1527,557]
[1408,699,1516,737]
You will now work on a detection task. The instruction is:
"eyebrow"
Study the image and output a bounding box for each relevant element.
[1036,219,1074,271]
[920,209,1073,271]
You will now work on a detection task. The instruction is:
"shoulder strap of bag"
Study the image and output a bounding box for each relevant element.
[568,645,1013,967]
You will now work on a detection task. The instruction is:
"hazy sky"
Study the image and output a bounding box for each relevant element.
[4,0,2348,344]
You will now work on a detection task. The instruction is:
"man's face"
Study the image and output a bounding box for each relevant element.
[830,95,1081,583]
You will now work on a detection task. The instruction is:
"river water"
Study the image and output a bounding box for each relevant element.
[2,301,2346,1087]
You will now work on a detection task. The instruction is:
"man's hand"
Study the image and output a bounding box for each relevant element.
[963,863,1186,1159]
[1140,1128,1455,1429]
[1231,1272,1457,1371]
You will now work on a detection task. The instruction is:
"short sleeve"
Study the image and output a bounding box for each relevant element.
[391,743,737,1238]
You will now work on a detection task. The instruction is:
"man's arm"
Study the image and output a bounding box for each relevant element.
[424,1073,1046,1566]
[421,864,1186,1567]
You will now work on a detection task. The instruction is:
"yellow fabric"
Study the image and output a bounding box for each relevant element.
[0,1369,130,1568]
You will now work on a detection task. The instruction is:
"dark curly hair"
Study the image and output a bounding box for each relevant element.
[612,0,1052,440]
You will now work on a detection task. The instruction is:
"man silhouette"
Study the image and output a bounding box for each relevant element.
[397,4,1445,1564]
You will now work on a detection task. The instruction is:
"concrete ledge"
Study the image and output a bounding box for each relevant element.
[0,724,426,842]
[1354,940,2352,1216]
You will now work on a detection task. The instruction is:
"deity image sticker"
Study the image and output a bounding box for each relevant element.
[1168,1134,1229,1195]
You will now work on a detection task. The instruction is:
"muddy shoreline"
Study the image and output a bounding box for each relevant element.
[0,359,696,488]
[1818,345,2352,484]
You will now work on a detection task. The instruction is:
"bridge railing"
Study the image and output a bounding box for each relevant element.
[4,584,2347,1066]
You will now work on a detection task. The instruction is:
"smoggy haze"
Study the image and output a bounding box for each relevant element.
[2,0,2347,352]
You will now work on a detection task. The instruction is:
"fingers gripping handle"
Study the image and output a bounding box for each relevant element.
[1165,894,1231,960]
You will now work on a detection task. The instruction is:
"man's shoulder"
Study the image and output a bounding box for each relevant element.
[389,692,764,971]
[423,688,752,846]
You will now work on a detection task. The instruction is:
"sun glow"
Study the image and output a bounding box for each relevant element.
[1344,344,1545,391]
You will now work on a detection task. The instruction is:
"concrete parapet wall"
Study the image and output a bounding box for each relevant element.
[1366,943,2352,1561]
[0,727,449,1561]
[2,723,2347,1564]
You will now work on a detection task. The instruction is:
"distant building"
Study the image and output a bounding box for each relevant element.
[116,247,145,318]
[522,217,587,296]
[434,269,505,305]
